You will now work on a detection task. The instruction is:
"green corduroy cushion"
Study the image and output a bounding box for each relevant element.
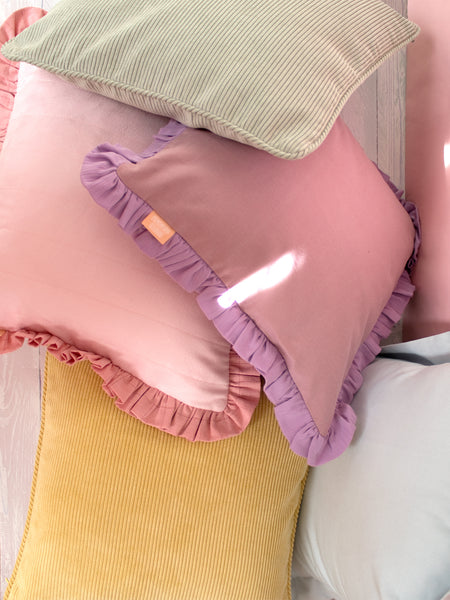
[1,0,419,159]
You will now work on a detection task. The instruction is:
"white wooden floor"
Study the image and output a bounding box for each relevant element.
[0,0,407,596]
[0,0,54,22]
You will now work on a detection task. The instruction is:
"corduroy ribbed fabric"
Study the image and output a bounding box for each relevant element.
[1,0,419,159]
[4,355,308,599]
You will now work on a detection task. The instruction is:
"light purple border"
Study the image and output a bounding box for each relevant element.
[81,120,420,465]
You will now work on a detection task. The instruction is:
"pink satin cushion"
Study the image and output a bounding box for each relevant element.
[82,119,418,465]
[0,64,260,441]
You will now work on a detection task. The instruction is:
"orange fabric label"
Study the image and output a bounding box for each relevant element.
[142,211,175,244]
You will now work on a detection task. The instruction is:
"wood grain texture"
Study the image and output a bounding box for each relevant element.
[0,0,408,595]
[0,0,43,22]
[343,0,408,191]
[377,0,408,191]
[0,346,41,597]
[341,72,378,164]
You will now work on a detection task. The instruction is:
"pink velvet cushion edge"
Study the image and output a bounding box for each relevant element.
[0,16,261,444]
[81,120,420,465]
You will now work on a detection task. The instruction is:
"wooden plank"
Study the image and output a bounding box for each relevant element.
[0,346,41,597]
[377,0,408,191]
[0,3,49,594]
[343,0,408,191]
[343,0,408,346]
[41,0,56,11]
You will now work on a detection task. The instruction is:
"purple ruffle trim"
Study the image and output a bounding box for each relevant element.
[81,120,420,466]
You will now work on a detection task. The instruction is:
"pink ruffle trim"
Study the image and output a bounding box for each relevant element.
[81,120,420,465]
[0,7,47,152]
[0,328,261,442]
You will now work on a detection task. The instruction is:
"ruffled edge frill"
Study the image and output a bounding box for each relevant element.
[0,327,261,441]
[81,119,421,465]
[0,7,47,152]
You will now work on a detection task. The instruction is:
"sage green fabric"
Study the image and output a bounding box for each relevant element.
[2,0,419,159]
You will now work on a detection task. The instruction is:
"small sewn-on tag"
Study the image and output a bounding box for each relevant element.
[142,211,175,244]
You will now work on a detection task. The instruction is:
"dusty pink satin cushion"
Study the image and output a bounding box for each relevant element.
[403,0,450,340]
[0,63,260,440]
[82,118,418,464]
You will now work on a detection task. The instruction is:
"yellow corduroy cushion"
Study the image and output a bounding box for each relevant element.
[5,354,308,600]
